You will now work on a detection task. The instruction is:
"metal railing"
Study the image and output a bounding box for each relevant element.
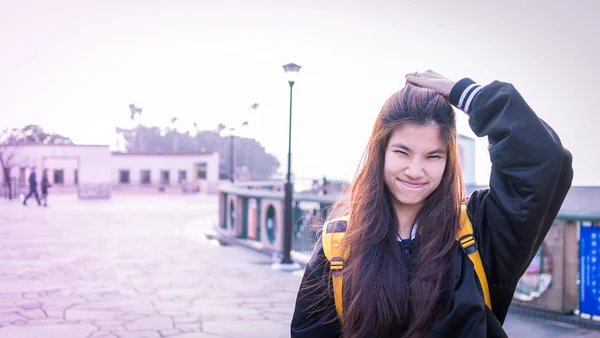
[218,185,336,256]
[218,183,600,318]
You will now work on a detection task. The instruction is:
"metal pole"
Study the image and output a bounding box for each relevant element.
[230,134,235,183]
[281,81,294,264]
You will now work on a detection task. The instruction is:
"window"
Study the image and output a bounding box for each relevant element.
[458,143,465,170]
[178,170,187,183]
[53,169,64,184]
[119,170,130,184]
[74,169,78,185]
[160,170,170,184]
[140,170,151,184]
[197,162,207,180]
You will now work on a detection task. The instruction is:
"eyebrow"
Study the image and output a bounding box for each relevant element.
[390,142,447,155]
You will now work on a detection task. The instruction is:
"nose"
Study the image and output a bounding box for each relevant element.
[405,158,425,179]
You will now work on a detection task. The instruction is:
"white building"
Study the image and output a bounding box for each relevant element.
[111,152,220,194]
[458,135,476,186]
[2,145,221,198]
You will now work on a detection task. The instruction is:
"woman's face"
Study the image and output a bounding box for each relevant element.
[383,124,448,210]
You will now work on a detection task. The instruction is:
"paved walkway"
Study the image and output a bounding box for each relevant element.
[0,194,598,338]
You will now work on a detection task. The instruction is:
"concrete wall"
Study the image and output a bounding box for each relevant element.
[7,145,111,198]
[4,145,221,197]
[111,152,220,193]
[259,198,284,251]
[217,190,286,252]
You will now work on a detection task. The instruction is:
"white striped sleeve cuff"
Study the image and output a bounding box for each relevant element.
[449,78,482,114]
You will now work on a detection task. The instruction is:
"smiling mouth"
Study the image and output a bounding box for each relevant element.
[397,179,426,189]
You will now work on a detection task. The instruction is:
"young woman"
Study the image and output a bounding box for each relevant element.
[290,70,573,337]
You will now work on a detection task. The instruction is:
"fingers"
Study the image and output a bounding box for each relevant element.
[405,71,419,78]
[405,71,421,87]
[405,69,438,78]
[405,74,427,87]
[405,69,444,86]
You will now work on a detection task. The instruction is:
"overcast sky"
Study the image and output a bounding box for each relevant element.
[1,0,598,186]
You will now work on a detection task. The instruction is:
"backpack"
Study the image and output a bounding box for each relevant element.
[321,204,491,322]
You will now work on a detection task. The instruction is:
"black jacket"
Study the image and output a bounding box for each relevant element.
[28,172,37,191]
[290,79,574,337]
[41,176,51,194]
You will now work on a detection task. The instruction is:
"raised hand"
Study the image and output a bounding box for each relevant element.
[405,70,457,99]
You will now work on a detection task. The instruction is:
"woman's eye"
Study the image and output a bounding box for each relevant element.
[394,150,408,156]
[428,155,442,159]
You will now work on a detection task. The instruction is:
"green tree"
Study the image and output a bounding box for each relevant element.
[115,124,279,180]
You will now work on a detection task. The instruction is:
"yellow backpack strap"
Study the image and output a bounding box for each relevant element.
[457,204,492,310]
[322,216,350,323]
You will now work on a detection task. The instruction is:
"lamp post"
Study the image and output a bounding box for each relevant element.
[281,62,301,266]
[229,128,235,183]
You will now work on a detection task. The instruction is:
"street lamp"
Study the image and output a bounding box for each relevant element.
[228,127,235,183]
[280,62,301,266]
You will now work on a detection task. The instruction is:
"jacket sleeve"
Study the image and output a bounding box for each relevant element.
[449,78,574,322]
[290,233,341,338]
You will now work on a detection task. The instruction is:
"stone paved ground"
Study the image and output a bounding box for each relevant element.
[0,193,599,338]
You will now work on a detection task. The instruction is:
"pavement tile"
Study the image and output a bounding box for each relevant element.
[26,318,64,325]
[43,309,65,318]
[0,323,97,338]
[152,300,191,311]
[89,331,120,338]
[74,299,154,311]
[168,333,222,338]
[66,309,125,321]
[159,328,184,337]
[125,315,174,331]
[0,194,596,338]
[203,320,289,338]
[174,323,202,332]
[15,300,43,309]
[0,311,28,324]
[18,308,47,319]
[115,330,162,338]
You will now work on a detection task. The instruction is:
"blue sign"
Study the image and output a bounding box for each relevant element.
[580,225,600,317]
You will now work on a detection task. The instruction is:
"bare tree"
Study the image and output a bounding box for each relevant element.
[0,125,73,200]
[0,128,25,200]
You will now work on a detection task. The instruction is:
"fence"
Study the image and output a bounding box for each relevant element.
[217,185,336,258]
[2,178,21,200]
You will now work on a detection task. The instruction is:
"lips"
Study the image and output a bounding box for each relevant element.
[397,179,426,189]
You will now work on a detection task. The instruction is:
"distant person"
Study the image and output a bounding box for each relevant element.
[290,70,573,337]
[40,168,51,207]
[23,166,41,206]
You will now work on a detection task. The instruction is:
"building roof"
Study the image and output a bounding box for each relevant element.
[466,185,600,221]
[20,144,109,148]
[111,151,214,156]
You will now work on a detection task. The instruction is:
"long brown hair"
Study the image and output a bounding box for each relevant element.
[326,84,465,337]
